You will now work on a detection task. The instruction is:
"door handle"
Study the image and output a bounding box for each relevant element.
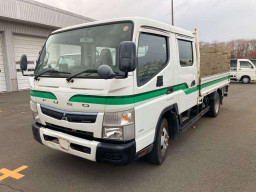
[156,76,163,87]
[166,87,173,94]
[191,80,196,87]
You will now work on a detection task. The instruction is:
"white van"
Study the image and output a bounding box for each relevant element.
[230,59,256,84]
[20,17,230,165]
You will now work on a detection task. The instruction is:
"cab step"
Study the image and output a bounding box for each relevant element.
[179,106,210,133]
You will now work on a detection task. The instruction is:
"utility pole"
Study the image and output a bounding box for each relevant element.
[171,0,174,25]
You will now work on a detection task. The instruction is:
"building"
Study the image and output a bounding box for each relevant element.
[0,0,93,92]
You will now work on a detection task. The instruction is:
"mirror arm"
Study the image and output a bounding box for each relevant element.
[21,70,29,77]
[124,71,128,78]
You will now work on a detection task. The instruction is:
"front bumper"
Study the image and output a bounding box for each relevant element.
[32,123,136,165]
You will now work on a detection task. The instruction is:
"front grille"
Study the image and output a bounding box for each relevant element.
[46,123,94,140]
[41,105,97,123]
[41,106,63,120]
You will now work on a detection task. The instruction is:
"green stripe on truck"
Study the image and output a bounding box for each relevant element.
[69,87,168,105]
[30,90,57,100]
[69,76,230,105]
[200,76,230,89]
[30,76,230,105]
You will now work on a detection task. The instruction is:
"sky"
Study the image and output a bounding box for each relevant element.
[35,0,256,42]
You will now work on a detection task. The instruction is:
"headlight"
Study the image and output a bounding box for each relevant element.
[30,100,41,124]
[103,109,135,141]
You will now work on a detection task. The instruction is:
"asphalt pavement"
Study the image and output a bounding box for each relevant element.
[0,82,255,192]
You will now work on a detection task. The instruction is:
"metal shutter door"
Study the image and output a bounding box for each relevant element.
[0,34,7,92]
[14,34,46,90]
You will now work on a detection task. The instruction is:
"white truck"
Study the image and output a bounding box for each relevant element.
[230,59,256,84]
[20,17,230,165]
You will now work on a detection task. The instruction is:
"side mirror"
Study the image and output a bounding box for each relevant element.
[98,65,115,79]
[119,41,136,73]
[20,55,28,75]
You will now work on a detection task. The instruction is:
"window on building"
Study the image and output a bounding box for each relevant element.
[137,33,168,85]
[178,39,193,67]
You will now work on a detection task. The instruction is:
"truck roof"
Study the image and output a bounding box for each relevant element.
[52,17,194,38]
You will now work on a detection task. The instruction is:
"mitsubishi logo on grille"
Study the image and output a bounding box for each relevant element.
[61,113,68,121]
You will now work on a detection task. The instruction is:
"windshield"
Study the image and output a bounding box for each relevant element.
[250,60,256,67]
[35,22,133,78]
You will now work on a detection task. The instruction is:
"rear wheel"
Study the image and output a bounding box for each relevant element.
[147,118,169,165]
[241,76,250,84]
[207,92,220,117]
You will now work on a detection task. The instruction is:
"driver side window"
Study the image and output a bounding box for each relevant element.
[240,61,253,69]
[137,33,168,86]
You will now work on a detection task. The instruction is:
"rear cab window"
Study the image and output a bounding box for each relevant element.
[177,39,193,67]
[230,60,237,70]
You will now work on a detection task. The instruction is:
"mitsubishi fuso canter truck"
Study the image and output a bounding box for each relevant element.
[20,17,230,165]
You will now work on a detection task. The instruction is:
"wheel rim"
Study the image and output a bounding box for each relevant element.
[215,94,220,114]
[160,127,169,156]
[243,77,249,83]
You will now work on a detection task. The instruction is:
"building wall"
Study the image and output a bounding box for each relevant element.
[0,0,93,92]
[0,0,93,28]
[0,19,54,91]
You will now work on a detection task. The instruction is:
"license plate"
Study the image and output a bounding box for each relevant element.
[59,138,70,150]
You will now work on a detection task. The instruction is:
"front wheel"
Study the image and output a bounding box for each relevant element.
[147,118,169,165]
[241,76,250,84]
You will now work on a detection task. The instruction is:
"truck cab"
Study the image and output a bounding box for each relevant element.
[230,59,256,84]
[19,17,229,165]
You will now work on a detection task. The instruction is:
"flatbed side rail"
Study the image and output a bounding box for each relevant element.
[200,72,230,98]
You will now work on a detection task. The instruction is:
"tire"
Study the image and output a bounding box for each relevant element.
[241,76,250,84]
[207,92,220,117]
[147,118,169,165]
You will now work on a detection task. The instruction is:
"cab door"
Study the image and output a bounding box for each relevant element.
[176,36,198,113]
[238,60,256,80]
[133,28,174,152]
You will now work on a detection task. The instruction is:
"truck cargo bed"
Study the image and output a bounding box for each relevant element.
[200,72,230,97]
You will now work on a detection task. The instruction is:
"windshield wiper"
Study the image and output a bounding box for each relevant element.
[34,69,70,80]
[66,69,98,82]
